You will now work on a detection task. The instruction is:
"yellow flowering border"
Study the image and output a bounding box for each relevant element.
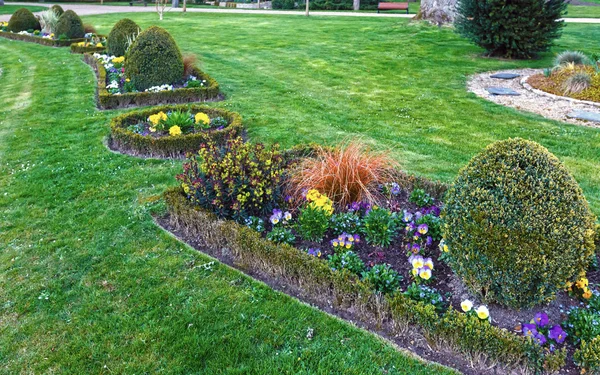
[70,39,107,54]
[108,104,243,159]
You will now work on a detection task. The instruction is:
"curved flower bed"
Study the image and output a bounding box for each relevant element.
[70,34,107,54]
[0,30,86,47]
[83,53,221,109]
[109,104,243,159]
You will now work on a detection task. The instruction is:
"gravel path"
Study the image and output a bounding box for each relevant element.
[2,2,600,22]
[468,69,600,128]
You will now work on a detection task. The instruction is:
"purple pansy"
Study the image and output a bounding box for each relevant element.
[534,333,547,345]
[533,312,549,328]
[548,325,567,344]
[522,323,538,338]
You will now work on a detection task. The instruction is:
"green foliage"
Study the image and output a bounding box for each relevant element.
[245,216,266,233]
[8,8,40,32]
[51,4,64,16]
[107,18,140,57]
[416,214,442,242]
[266,226,296,245]
[328,250,365,275]
[565,306,600,344]
[443,138,596,308]
[55,10,84,39]
[574,336,600,374]
[554,50,591,67]
[125,26,184,91]
[272,0,296,9]
[409,188,435,208]
[162,110,194,133]
[296,205,330,242]
[330,212,362,236]
[363,208,398,247]
[210,116,229,128]
[362,264,402,294]
[403,283,448,313]
[455,0,567,58]
[177,137,285,222]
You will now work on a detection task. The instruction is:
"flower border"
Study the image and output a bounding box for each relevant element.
[163,185,565,375]
[82,53,222,110]
[70,42,107,55]
[0,30,86,47]
[109,104,244,159]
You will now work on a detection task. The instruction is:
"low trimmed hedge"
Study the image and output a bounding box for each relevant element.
[163,186,567,374]
[0,31,85,47]
[109,104,243,159]
[70,41,106,54]
[83,54,221,109]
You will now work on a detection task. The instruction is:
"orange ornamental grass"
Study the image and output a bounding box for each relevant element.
[289,141,399,208]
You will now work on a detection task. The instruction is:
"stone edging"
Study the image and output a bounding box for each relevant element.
[520,75,600,109]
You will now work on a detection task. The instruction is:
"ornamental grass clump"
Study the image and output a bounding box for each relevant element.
[563,72,592,95]
[289,141,398,208]
[443,138,596,308]
[177,137,285,222]
[554,51,591,67]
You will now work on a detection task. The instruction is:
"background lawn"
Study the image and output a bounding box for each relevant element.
[0,12,599,374]
[566,4,600,17]
[0,4,46,14]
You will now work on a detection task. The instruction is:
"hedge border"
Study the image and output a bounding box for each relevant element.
[82,53,222,110]
[70,40,107,54]
[0,31,85,47]
[109,104,243,159]
[163,186,567,375]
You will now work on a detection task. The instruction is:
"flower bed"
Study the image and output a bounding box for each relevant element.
[0,29,85,47]
[162,136,600,374]
[109,104,243,158]
[70,33,107,54]
[82,53,221,110]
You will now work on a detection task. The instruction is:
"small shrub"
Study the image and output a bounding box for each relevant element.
[455,0,567,59]
[51,4,65,16]
[39,9,60,35]
[554,50,590,67]
[362,264,402,294]
[266,227,296,245]
[565,306,600,344]
[296,190,333,242]
[177,137,285,222]
[328,250,365,275]
[183,53,199,77]
[8,8,40,33]
[363,207,398,247]
[210,116,228,128]
[245,216,266,233]
[563,72,592,95]
[289,141,398,207]
[409,188,435,208]
[107,18,141,57]
[574,336,600,374]
[443,138,596,308]
[330,212,362,235]
[55,10,85,39]
[125,26,184,91]
[404,283,448,313]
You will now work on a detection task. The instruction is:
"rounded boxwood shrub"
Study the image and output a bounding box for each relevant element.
[8,8,41,32]
[107,18,141,57]
[51,4,65,16]
[443,138,596,308]
[125,26,184,92]
[55,10,84,39]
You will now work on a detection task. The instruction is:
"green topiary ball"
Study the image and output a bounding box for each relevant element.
[55,10,84,39]
[443,138,596,308]
[51,4,65,16]
[107,18,141,57]
[8,8,41,32]
[125,26,184,92]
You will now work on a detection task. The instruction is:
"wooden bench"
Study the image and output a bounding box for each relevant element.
[377,2,409,14]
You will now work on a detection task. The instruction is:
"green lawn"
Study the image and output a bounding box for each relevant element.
[1,12,599,373]
[567,4,600,18]
[0,4,47,15]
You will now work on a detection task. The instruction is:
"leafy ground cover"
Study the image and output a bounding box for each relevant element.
[0,5,45,15]
[0,11,599,373]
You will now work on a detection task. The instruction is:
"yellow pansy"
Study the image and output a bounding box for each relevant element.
[169,126,182,136]
[112,56,125,64]
[148,111,168,126]
[195,112,210,125]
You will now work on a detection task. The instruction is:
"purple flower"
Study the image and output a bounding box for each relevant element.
[426,236,433,246]
[534,333,547,345]
[411,243,421,253]
[348,202,360,212]
[403,211,413,223]
[522,323,538,338]
[270,209,283,225]
[306,248,321,257]
[548,325,567,344]
[417,224,428,235]
[391,182,401,195]
[533,312,549,328]
[353,234,361,242]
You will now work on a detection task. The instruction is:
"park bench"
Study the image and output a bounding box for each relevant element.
[377,1,409,14]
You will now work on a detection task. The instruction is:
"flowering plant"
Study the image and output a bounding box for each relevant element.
[460,299,490,321]
[567,276,593,300]
[404,283,448,313]
[520,312,567,349]
[328,250,365,275]
[296,189,333,242]
[361,263,402,294]
[408,255,433,283]
[331,233,360,250]
[363,207,398,248]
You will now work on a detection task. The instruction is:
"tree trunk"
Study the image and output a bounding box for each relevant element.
[416,0,457,25]
[353,0,359,11]
[183,0,187,12]
[305,0,309,16]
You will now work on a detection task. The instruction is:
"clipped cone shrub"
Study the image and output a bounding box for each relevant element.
[55,10,84,39]
[443,138,596,308]
[107,18,141,57]
[51,4,65,16]
[125,26,184,92]
[8,8,40,32]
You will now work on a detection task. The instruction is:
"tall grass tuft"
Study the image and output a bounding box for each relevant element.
[563,72,592,95]
[183,53,199,77]
[39,9,60,35]
[554,51,591,67]
[289,141,398,208]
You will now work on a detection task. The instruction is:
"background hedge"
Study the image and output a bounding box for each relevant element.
[7,8,40,32]
[109,104,243,159]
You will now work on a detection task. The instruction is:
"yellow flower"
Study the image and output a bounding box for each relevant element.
[460,300,473,312]
[476,305,490,320]
[149,127,156,133]
[77,41,85,46]
[195,112,210,125]
[112,56,125,64]
[576,278,589,289]
[169,126,182,136]
[148,111,168,126]
[583,289,592,299]
[96,43,103,48]
[125,78,130,82]
[419,268,432,280]
[50,33,54,37]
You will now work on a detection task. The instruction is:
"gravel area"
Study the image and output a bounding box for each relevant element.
[468,68,600,129]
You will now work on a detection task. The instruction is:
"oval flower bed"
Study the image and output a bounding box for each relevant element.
[160,137,600,374]
[109,104,243,159]
[83,53,221,109]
